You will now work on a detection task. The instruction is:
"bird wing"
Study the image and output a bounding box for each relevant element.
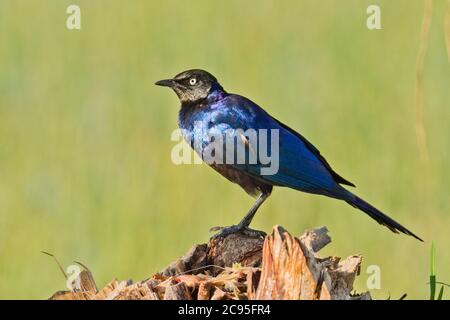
[238,126,347,197]
[270,117,355,187]
[208,95,353,196]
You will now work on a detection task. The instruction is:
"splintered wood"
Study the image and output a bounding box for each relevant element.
[49,225,370,300]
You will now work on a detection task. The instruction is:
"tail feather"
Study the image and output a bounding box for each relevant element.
[346,194,423,242]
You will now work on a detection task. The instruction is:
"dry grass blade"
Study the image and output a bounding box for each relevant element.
[415,0,433,162]
[41,251,67,280]
[445,0,450,62]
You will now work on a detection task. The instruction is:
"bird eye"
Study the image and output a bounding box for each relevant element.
[189,78,197,85]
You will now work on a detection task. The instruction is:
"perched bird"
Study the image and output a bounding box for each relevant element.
[156,69,422,241]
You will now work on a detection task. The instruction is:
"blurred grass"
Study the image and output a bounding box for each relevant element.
[0,0,449,299]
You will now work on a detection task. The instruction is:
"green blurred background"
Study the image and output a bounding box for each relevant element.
[0,0,448,299]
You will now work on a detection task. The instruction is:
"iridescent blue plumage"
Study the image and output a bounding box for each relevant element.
[156,69,422,241]
[179,92,347,198]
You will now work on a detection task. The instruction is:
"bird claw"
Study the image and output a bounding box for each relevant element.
[209,225,266,239]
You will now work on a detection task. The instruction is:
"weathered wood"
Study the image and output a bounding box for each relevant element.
[163,281,192,300]
[161,244,208,276]
[255,225,370,300]
[114,282,159,300]
[48,225,370,300]
[197,281,212,300]
[160,233,263,277]
[207,233,264,272]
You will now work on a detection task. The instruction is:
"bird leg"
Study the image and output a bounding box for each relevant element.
[210,191,271,239]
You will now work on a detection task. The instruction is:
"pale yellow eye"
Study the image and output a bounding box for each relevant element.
[189,78,197,85]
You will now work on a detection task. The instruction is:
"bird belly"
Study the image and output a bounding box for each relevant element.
[209,163,271,197]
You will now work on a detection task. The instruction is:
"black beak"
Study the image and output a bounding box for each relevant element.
[155,79,176,87]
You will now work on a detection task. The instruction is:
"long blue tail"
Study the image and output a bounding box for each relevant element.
[345,192,423,241]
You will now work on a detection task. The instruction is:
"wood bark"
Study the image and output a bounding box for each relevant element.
[49,225,370,300]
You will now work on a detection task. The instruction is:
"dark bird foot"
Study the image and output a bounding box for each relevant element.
[209,224,266,239]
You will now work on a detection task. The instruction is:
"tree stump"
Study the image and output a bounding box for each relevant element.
[49,225,370,300]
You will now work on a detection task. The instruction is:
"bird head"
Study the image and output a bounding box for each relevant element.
[155,69,223,104]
